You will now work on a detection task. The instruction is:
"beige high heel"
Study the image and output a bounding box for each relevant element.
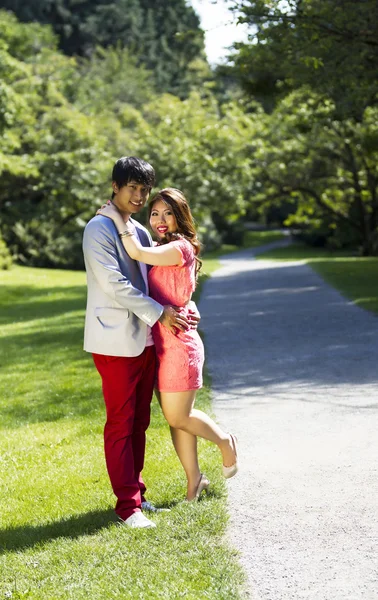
[195,473,210,500]
[185,473,210,502]
[222,434,238,479]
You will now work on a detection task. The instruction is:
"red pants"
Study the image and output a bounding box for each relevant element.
[93,346,156,521]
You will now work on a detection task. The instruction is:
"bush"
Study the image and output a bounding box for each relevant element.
[12,221,85,270]
[293,221,364,252]
[198,216,223,253]
[0,232,12,269]
[211,212,245,246]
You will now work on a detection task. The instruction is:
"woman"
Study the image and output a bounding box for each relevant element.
[98,188,237,501]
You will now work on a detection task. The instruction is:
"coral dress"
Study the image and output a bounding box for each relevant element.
[148,237,204,392]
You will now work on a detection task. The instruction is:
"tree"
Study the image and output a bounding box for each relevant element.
[132,92,256,247]
[0,231,12,269]
[229,0,378,118]
[0,10,111,268]
[245,89,378,254]
[0,0,208,96]
[71,45,155,115]
[0,10,262,264]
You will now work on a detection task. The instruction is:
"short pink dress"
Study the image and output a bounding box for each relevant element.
[148,236,204,392]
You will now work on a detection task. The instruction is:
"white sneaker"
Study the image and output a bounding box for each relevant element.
[123,512,156,528]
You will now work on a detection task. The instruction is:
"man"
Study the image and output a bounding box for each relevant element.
[83,156,194,528]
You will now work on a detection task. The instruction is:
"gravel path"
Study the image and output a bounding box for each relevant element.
[198,243,378,600]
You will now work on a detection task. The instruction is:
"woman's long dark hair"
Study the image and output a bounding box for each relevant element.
[148,188,202,275]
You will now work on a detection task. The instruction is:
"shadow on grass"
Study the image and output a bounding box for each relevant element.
[0,318,102,427]
[0,285,86,325]
[0,319,86,363]
[0,509,117,555]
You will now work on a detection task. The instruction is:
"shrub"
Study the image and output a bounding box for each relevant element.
[0,232,12,269]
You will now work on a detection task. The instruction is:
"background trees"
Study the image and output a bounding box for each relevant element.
[244,90,378,253]
[0,9,253,267]
[0,1,377,267]
[224,0,378,253]
[0,11,111,267]
[229,0,378,119]
[0,0,208,96]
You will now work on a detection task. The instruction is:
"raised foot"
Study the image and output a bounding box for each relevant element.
[222,434,238,479]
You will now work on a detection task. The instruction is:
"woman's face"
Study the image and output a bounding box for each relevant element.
[149,199,178,240]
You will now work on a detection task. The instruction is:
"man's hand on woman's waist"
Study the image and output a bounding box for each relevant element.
[159,305,194,334]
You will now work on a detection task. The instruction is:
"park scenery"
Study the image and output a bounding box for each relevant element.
[1,1,377,599]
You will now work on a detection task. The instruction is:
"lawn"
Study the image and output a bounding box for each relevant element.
[256,243,378,314]
[0,264,244,600]
[4,231,374,598]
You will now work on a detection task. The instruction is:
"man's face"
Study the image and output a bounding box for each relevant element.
[112,180,150,217]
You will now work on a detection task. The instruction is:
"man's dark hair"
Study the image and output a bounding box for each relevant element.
[111,156,155,198]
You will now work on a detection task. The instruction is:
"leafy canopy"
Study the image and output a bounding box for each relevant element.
[229,0,378,118]
[0,0,208,96]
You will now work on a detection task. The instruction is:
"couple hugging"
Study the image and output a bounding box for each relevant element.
[83,156,238,529]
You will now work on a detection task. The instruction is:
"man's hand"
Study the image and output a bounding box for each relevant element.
[187,300,200,330]
[159,306,190,334]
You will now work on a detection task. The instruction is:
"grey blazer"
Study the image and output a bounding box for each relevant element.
[82,215,163,357]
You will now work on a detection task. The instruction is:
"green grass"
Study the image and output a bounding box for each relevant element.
[0,265,245,600]
[257,243,378,314]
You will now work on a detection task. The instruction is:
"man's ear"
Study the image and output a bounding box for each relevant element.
[112,182,118,194]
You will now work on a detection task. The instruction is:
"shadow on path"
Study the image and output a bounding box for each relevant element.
[200,259,378,389]
[198,246,378,600]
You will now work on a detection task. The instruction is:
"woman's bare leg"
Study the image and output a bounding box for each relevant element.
[155,390,202,499]
[160,390,237,468]
[170,427,203,500]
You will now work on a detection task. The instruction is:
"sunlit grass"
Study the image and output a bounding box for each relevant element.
[0,265,245,600]
[257,243,378,314]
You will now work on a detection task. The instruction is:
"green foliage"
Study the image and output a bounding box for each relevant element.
[0,0,208,97]
[134,93,255,235]
[223,1,378,253]
[1,98,112,267]
[0,230,12,269]
[0,9,260,266]
[230,0,378,119]
[0,11,113,268]
[71,45,155,114]
[244,88,378,255]
[138,0,208,97]
[3,3,377,264]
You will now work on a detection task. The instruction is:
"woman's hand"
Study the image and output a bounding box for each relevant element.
[97,202,126,233]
